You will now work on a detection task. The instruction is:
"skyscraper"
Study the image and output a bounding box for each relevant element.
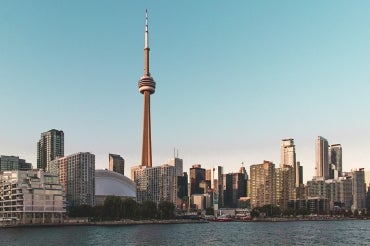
[315,136,329,179]
[329,144,342,178]
[37,129,64,171]
[280,139,296,168]
[190,164,206,195]
[138,10,156,167]
[109,153,125,175]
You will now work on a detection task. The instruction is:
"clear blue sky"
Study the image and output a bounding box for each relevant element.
[1,1,370,182]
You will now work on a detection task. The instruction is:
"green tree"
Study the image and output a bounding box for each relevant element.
[122,198,139,219]
[140,201,157,219]
[104,196,123,220]
[158,201,175,220]
[68,204,94,218]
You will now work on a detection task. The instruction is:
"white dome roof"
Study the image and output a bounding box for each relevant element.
[95,169,136,198]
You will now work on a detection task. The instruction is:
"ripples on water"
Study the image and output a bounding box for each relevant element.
[1,220,370,246]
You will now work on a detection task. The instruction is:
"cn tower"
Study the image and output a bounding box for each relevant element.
[138,10,156,167]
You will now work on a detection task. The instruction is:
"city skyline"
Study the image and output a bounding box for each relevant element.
[1,1,370,182]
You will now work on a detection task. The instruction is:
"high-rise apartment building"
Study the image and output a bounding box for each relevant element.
[109,154,125,175]
[0,155,32,171]
[190,164,206,195]
[135,164,177,206]
[315,136,329,179]
[250,161,275,208]
[275,165,296,210]
[212,166,223,210]
[280,138,302,187]
[280,139,296,168]
[50,152,95,209]
[37,129,64,171]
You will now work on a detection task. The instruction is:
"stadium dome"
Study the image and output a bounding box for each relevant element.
[95,169,136,206]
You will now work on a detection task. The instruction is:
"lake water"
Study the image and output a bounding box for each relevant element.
[1,220,369,245]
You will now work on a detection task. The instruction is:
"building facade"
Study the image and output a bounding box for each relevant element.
[190,164,206,195]
[0,170,65,224]
[37,129,64,171]
[0,155,32,171]
[49,152,95,209]
[109,154,125,175]
[250,161,275,208]
[315,136,329,179]
[329,144,342,178]
[135,164,177,206]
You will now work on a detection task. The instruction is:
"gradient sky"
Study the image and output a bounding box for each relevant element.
[1,1,370,182]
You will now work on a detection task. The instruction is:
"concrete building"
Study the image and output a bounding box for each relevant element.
[212,166,223,210]
[250,161,275,208]
[37,129,64,171]
[337,176,353,210]
[315,136,329,179]
[0,170,65,224]
[280,139,296,168]
[275,165,296,210]
[138,10,156,167]
[190,164,206,195]
[109,154,125,175]
[135,164,177,206]
[329,144,342,179]
[95,169,136,206]
[352,168,366,211]
[50,152,95,209]
[0,155,32,171]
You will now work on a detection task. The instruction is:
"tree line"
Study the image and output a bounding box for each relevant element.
[68,196,175,221]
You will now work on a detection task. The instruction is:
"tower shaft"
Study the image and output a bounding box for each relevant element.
[141,91,152,167]
[138,10,156,167]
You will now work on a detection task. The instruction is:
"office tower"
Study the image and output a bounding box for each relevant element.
[37,129,64,171]
[135,164,177,206]
[250,161,275,208]
[169,157,183,177]
[109,154,125,175]
[176,172,188,210]
[190,164,206,195]
[352,168,366,211]
[329,144,342,178]
[0,170,65,224]
[212,166,223,210]
[0,155,32,171]
[280,139,296,168]
[138,10,156,167]
[224,172,247,208]
[51,152,95,209]
[206,169,212,183]
[315,136,329,179]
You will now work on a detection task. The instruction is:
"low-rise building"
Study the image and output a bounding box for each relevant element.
[0,170,65,224]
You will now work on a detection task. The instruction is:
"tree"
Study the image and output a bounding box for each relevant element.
[140,201,157,219]
[104,196,123,220]
[68,205,94,218]
[122,198,139,219]
[158,201,175,220]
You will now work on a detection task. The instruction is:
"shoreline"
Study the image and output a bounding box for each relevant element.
[1,216,368,228]
[0,219,208,228]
